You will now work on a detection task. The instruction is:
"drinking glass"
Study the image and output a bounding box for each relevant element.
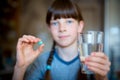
[78,31,104,74]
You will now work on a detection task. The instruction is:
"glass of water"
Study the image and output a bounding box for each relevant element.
[78,31,104,74]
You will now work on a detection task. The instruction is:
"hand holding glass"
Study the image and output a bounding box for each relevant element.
[78,31,104,74]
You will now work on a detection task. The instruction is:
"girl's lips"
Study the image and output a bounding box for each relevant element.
[59,35,69,39]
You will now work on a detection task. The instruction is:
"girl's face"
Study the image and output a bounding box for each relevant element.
[49,18,84,48]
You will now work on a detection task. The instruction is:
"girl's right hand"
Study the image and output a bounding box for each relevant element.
[15,35,44,68]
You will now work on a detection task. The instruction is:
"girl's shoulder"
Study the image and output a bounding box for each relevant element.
[25,51,51,79]
[28,51,51,69]
[26,51,51,73]
[37,51,51,64]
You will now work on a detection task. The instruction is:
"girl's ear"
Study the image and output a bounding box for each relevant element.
[78,21,84,33]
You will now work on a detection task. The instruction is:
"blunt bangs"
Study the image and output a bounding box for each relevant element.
[46,0,83,25]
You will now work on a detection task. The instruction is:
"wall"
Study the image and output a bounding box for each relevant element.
[104,0,120,79]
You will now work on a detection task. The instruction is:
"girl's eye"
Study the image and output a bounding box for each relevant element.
[51,22,59,26]
[66,20,73,24]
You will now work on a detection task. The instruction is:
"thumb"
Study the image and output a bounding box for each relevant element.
[35,44,44,56]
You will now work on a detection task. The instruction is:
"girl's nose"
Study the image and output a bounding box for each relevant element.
[59,23,66,32]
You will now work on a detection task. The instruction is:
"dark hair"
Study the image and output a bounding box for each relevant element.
[45,0,84,80]
[46,0,83,25]
[44,41,55,80]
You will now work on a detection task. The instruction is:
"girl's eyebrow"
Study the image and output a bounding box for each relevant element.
[50,20,58,22]
[65,18,74,19]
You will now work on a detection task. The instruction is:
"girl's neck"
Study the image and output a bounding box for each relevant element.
[56,41,78,62]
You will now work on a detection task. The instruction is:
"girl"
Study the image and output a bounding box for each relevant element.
[13,0,111,80]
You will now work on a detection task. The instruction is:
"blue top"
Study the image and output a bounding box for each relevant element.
[24,49,83,80]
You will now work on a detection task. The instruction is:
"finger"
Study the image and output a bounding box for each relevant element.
[91,52,111,66]
[35,44,44,56]
[17,36,34,47]
[19,37,29,43]
[87,65,108,77]
[23,35,39,43]
[27,35,40,43]
[85,61,110,72]
[91,52,108,60]
[85,56,110,65]
[17,38,29,49]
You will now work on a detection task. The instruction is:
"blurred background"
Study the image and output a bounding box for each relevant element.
[0,0,120,80]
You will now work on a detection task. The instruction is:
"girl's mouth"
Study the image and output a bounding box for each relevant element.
[59,35,69,39]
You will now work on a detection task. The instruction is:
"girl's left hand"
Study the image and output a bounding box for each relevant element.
[85,52,111,78]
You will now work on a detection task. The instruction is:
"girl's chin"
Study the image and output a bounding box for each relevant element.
[57,42,73,48]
